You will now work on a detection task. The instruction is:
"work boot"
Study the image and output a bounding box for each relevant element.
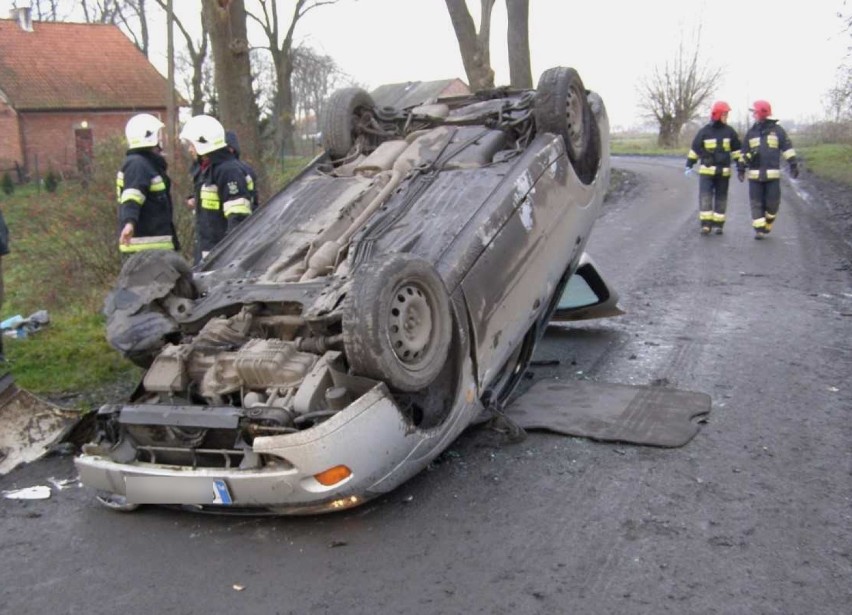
[713,226,723,235]
[754,231,765,240]
[700,226,711,235]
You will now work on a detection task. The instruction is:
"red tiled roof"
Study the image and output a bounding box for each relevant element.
[0,19,171,111]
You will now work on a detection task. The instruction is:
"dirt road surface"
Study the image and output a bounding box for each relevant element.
[1,157,850,615]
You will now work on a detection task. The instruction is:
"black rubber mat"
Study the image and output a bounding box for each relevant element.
[505,379,711,448]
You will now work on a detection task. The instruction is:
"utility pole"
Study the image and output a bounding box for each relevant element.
[166,0,176,162]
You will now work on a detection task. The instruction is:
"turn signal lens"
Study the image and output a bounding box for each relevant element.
[314,465,352,486]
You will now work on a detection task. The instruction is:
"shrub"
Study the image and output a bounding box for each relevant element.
[1,171,13,195]
[44,168,60,193]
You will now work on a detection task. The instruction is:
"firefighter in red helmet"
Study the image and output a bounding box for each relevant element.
[738,100,799,239]
[684,101,743,235]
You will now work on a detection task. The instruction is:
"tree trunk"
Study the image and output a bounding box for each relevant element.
[269,46,295,158]
[657,117,679,148]
[202,0,261,169]
[276,51,296,157]
[445,0,495,91]
[505,0,532,88]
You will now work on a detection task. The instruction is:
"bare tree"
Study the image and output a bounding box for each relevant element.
[247,0,340,157]
[638,34,722,147]
[203,0,261,169]
[505,0,531,88]
[31,0,67,20]
[116,0,151,58]
[824,65,852,121]
[444,0,496,91]
[79,0,124,24]
[444,0,532,90]
[292,45,349,138]
[152,0,209,114]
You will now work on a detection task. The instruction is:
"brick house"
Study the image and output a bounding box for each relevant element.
[0,12,174,179]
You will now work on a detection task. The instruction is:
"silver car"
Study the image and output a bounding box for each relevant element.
[75,66,620,514]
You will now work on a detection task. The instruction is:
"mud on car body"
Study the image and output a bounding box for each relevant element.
[75,67,620,514]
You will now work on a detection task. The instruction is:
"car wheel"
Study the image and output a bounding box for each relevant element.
[321,87,376,159]
[343,254,452,392]
[534,67,600,184]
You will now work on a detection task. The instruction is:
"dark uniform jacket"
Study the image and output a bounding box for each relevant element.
[686,121,743,177]
[197,148,253,254]
[116,149,179,252]
[741,119,797,182]
[224,131,259,212]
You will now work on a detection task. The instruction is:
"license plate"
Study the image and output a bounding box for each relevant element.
[212,479,233,505]
[126,476,234,505]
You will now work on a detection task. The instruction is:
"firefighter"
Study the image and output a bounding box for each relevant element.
[179,115,252,260]
[225,130,260,212]
[685,101,743,235]
[116,113,179,253]
[738,100,799,240]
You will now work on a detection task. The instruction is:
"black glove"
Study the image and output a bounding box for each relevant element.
[790,164,799,179]
[737,168,745,182]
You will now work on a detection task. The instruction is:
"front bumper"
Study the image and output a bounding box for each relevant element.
[75,384,461,514]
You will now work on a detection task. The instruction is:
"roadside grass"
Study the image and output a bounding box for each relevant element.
[797,144,852,187]
[611,134,687,157]
[4,306,142,399]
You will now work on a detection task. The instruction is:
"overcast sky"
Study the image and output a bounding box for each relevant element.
[4,0,848,129]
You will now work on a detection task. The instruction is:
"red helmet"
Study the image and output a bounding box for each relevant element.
[710,101,731,121]
[751,100,772,121]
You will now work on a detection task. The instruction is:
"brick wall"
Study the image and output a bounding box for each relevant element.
[18,108,166,177]
[0,99,23,175]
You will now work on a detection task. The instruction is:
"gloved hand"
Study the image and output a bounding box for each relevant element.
[737,168,745,182]
[684,167,694,177]
[790,164,799,179]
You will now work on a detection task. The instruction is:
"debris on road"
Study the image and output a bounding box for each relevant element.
[3,485,51,499]
[0,372,79,475]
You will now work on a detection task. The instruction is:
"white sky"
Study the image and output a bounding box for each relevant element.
[4,0,849,129]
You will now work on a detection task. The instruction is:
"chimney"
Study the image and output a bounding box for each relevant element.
[9,5,34,33]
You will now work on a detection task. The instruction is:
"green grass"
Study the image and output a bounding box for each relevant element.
[4,308,141,397]
[797,144,852,186]
[611,134,687,157]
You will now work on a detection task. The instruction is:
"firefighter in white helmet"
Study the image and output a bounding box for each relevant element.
[116,113,179,253]
[179,114,252,260]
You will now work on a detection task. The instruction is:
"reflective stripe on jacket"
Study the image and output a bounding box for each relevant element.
[686,121,743,177]
[116,149,178,252]
[196,148,252,254]
[741,119,797,182]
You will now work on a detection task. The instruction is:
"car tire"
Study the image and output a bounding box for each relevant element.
[534,66,600,184]
[343,254,452,392]
[321,87,376,159]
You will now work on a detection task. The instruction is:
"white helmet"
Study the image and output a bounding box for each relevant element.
[125,113,164,149]
[179,114,226,156]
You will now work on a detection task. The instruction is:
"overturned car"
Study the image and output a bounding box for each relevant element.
[75,67,620,514]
